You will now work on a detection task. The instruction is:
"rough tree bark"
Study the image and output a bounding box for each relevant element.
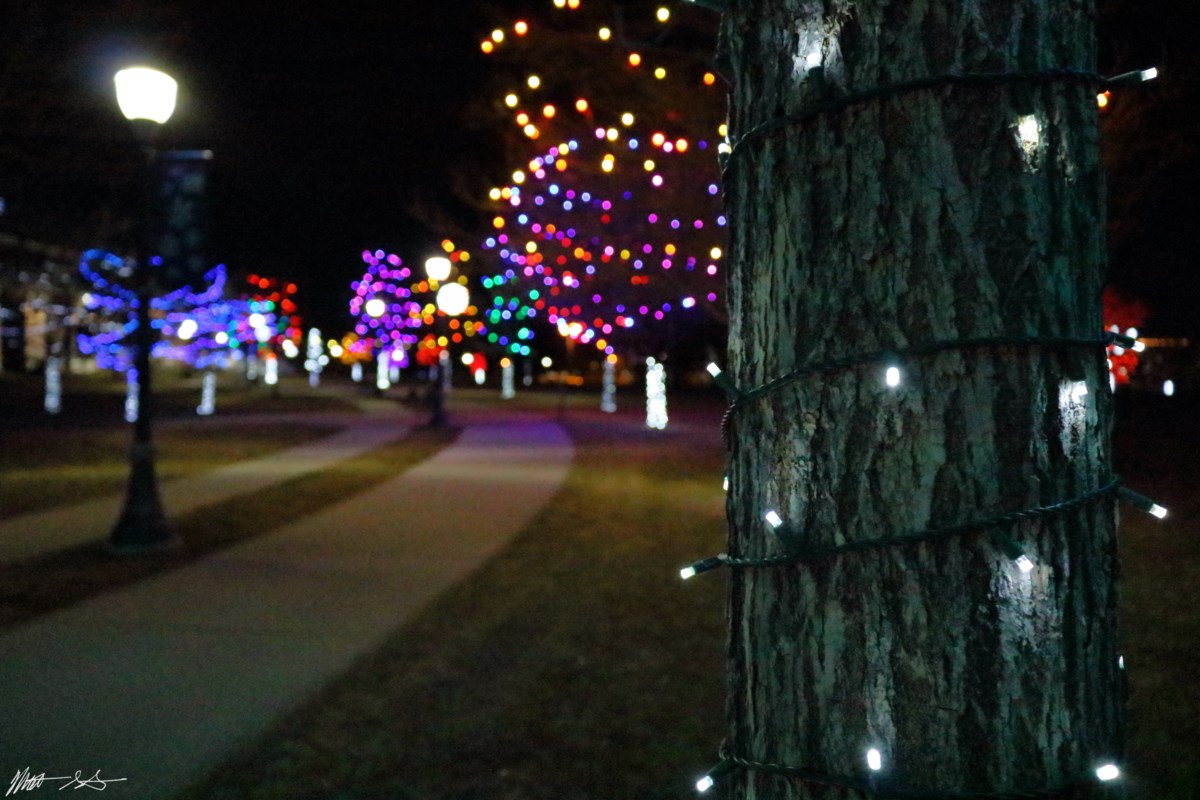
[720,0,1120,797]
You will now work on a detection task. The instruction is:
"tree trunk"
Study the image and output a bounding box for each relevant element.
[721,0,1120,796]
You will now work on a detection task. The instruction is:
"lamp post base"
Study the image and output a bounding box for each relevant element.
[428,380,447,428]
[110,443,178,554]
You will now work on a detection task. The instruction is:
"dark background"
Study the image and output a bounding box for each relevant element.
[2,0,1196,336]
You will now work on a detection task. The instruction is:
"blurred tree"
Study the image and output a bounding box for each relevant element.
[465,0,727,363]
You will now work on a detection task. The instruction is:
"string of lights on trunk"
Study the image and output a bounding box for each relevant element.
[682,62,1164,798]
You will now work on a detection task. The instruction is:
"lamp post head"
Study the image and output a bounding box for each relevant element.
[436,282,470,317]
[424,256,452,282]
[114,67,178,124]
[364,297,387,318]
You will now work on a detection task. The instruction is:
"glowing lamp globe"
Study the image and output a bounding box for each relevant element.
[364,297,387,318]
[114,67,178,124]
[425,256,452,282]
[176,319,198,340]
[436,283,470,317]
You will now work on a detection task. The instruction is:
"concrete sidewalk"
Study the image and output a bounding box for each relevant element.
[0,415,411,565]
[0,417,573,799]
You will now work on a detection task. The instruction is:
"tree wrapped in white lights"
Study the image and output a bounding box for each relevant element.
[686,2,1164,797]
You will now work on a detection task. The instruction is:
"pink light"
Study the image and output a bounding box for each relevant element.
[707,292,717,301]
[655,311,665,320]
[651,175,663,187]
[707,265,718,275]
[648,213,658,223]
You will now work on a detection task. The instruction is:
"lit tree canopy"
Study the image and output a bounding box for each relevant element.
[348,246,487,367]
[474,0,726,359]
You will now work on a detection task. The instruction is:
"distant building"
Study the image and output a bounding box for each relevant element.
[0,234,82,373]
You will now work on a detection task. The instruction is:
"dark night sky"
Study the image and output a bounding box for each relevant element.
[9,1,1197,336]
[161,3,503,330]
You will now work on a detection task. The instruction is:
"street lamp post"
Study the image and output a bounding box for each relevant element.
[423,256,468,428]
[110,66,179,552]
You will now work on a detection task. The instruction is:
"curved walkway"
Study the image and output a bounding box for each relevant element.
[0,415,411,565]
[0,416,573,799]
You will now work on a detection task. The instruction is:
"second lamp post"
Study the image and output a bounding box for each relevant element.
[423,256,469,427]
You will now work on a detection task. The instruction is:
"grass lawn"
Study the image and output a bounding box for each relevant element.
[176,390,1197,800]
[1113,395,1200,798]
[0,369,364,519]
[4,369,1193,798]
